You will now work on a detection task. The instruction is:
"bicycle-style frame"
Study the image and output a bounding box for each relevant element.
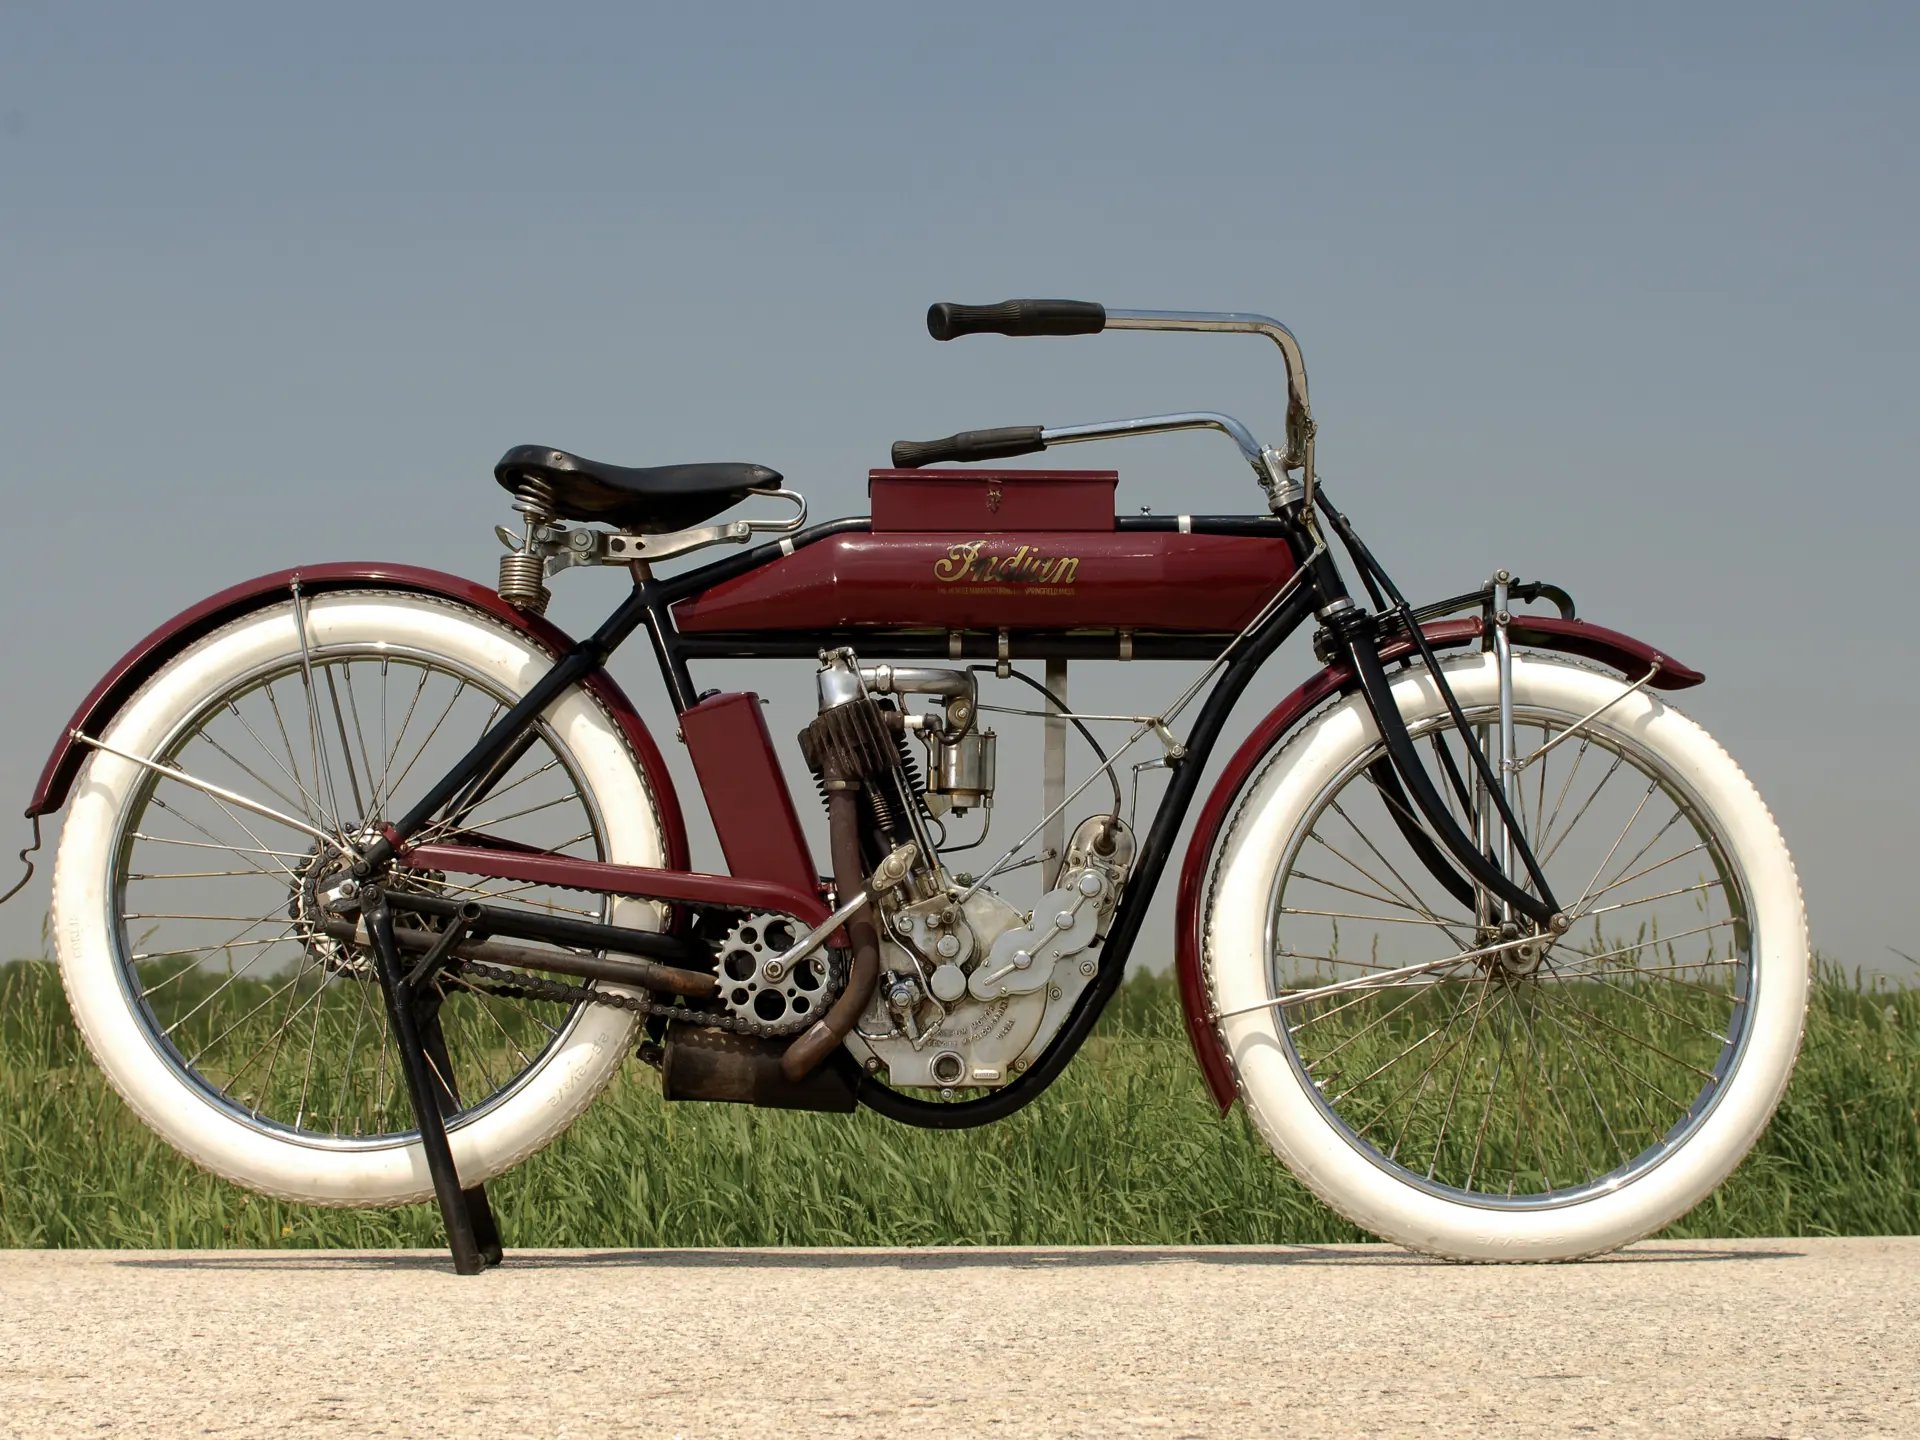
[23,302,1708,1270]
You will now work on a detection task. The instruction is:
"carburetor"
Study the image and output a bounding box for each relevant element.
[858,663,996,817]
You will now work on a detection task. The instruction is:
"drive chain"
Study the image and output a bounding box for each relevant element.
[449,956,842,1039]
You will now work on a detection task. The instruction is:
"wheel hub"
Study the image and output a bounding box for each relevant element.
[1480,921,1554,978]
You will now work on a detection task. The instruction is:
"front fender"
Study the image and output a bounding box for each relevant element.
[26,562,690,871]
[1175,615,1704,1113]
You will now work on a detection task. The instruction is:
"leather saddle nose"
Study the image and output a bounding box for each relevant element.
[495,445,783,533]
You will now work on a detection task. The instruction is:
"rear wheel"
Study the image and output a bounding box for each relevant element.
[51,590,666,1206]
[1204,654,1807,1260]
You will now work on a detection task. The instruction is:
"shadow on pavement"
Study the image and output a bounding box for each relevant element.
[116,1241,1805,1273]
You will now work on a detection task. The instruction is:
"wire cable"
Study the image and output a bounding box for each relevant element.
[972,665,1124,816]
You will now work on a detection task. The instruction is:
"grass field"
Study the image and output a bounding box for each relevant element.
[1,959,1915,1249]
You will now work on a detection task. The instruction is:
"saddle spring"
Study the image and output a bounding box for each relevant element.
[498,474,558,615]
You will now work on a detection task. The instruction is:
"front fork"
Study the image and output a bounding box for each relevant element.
[1294,513,1564,935]
[1490,570,1520,926]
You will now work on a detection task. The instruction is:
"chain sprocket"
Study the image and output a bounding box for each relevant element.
[709,911,841,1036]
[448,923,844,1039]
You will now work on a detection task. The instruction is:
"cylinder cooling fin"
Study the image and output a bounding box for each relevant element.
[798,694,899,785]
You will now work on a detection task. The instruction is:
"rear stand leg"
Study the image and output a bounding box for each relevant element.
[361,885,490,1275]
[416,989,504,1267]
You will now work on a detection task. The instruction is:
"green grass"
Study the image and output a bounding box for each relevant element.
[1,959,1915,1249]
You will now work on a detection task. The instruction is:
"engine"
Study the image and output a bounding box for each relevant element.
[799,650,1135,1096]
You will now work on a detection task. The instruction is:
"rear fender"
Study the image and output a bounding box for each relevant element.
[25,563,690,871]
[1175,615,1704,1112]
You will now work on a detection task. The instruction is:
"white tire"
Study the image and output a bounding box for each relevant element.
[1205,654,1807,1260]
[51,591,666,1207]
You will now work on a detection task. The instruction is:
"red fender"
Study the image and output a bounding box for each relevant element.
[1175,615,1704,1112]
[25,562,690,873]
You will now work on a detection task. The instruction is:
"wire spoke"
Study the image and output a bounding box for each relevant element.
[1266,687,1753,1205]
[1581,876,1721,918]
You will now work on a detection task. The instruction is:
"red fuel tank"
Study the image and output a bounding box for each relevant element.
[675,470,1294,637]
[675,515,1293,639]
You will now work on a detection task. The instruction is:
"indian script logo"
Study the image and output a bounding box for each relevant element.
[932,540,1081,591]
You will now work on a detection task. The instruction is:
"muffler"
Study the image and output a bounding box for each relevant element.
[660,1028,857,1113]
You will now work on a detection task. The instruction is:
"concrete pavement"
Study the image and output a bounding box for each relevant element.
[1,1237,1914,1437]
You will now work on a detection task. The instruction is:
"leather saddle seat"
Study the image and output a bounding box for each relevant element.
[495,444,784,534]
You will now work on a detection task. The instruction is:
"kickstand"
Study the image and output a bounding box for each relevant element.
[362,884,502,1274]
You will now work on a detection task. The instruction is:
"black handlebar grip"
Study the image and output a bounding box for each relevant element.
[890,425,1047,469]
[926,299,1107,341]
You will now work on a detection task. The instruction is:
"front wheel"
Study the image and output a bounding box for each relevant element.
[1204,654,1807,1260]
[51,590,668,1207]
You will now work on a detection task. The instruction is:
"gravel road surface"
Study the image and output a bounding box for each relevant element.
[1,1237,1914,1438]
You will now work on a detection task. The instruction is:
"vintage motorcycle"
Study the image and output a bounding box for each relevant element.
[21,300,1808,1267]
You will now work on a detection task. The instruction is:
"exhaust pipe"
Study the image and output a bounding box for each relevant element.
[779,784,882,1081]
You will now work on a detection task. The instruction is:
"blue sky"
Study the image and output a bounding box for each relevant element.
[1,3,1915,967]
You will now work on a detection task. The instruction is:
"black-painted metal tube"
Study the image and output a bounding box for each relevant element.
[853,581,1320,1129]
[387,889,710,970]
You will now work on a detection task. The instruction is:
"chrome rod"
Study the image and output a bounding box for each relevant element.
[954,552,1323,905]
[1043,657,1068,891]
[1040,411,1266,471]
[1510,662,1663,775]
[1214,933,1550,1020]
[70,730,358,857]
[1101,309,1312,460]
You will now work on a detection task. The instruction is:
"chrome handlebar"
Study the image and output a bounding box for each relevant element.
[923,299,1314,471]
[1099,309,1313,469]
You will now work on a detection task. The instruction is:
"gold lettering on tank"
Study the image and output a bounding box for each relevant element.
[932,540,1082,592]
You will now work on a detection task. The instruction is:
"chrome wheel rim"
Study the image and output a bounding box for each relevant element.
[1265,699,1758,1210]
[106,640,615,1151]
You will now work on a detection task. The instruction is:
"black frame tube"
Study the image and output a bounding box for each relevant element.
[1316,494,1560,920]
[853,581,1321,1127]
[347,482,1563,1126]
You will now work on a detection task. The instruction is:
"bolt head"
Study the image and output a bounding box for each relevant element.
[1079,960,1095,976]
[1011,949,1032,969]
[1054,910,1077,930]
[1076,871,1103,898]
[936,934,961,958]
[894,913,914,934]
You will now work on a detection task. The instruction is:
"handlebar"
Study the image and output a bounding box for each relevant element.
[888,412,1266,478]
[926,300,1107,341]
[890,426,1046,469]
[920,299,1316,471]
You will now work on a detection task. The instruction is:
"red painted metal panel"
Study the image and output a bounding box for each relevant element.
[1508,615,1704,689]
[27,563,691,874]
[402,842,829,925]
[868,468,1117,532]
[673,531,1296,635]
[1175,617,1704,1112]
[679,692,819,896]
